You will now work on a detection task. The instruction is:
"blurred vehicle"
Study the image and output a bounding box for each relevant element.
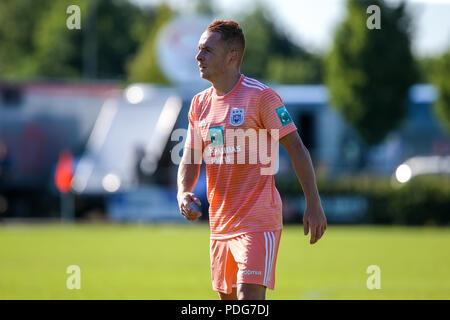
[0,81,119,219]
[70,84,188,222]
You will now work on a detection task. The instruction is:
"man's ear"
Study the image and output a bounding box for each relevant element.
[228,48,238,65]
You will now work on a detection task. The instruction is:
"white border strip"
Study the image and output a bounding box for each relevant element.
[244,77,268,89]
[242,81,264,91]
[264,232,269,285]
[264,232,275,286]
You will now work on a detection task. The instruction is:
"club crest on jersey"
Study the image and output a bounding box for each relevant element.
[230,108,244,126]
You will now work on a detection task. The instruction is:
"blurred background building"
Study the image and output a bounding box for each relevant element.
[0,0,449,225]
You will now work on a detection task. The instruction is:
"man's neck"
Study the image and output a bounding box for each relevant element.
[212,71,241,96]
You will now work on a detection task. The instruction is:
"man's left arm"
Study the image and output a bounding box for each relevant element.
[279,131,327,245]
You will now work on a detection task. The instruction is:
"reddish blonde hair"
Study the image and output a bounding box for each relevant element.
[207,20,245,51]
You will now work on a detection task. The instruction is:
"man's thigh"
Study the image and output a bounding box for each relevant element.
[210,238,238,295]
[210,230,282,297]
[229,230,282,291]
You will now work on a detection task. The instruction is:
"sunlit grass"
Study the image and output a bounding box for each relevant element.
[0,223,449,299]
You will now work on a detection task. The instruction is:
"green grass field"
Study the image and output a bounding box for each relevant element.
[0,223,449,299]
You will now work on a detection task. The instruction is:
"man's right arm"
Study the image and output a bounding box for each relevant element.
[177,147,202,221]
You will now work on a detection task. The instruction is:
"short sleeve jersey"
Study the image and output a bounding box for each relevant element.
[185,74,297,239]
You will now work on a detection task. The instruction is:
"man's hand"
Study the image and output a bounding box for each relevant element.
[177,192,202,221]
[303,202,327,245]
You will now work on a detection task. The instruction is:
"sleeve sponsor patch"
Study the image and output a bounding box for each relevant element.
[276,106,293,126]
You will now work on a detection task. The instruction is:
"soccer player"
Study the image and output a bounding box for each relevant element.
[177,20,327,300]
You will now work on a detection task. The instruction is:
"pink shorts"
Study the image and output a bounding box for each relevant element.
[210,230,282,294]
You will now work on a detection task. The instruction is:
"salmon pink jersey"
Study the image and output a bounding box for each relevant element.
[185,74,297,239]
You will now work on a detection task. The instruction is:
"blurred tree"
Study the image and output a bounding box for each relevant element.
[238,6,323,83]
[415,56,436,83]
[267,55,323,84]
[326,0,417,146]
[126,4,172,84]
[31,0,86,78]
[0,0,51,77]
[430,50,450,132]
[0,0,149,80]
[90,0,148,79]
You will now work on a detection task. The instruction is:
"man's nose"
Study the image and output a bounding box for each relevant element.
[196,51,202,62]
